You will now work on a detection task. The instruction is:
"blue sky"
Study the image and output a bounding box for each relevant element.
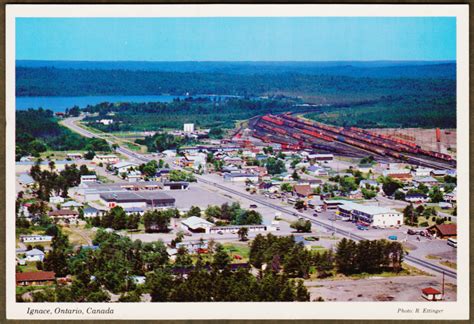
[16,17,456,61]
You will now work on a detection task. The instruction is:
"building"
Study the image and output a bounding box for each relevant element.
[405,193,429,203]
[413,176,439,187]
[19,235,53,243]
[99,119,114,125]
[223,173,259,183]
[80,175,97,184]
[25,248,45,262]
[183,123,195,133]
[414,168,434,177]
[307,153,334,162]
[421,287,443,301]
[16,271,56,286]
[180,216,214,233]
[359,180,380,190]
[293,184,313,198]
[93,154,119,165]
[18,173,35,186]
[124,207,145,216]
[113,161,139,174]
[337,201,403,228]
[223,156,244,166]
[66,153,83,159]
[323,200,343,210]
[176,240,208,253]
[83,206,101,218]
[427,224,457,239]
[48,209,79,220]
[49,196,65,204]
[61,200,83,209]
[209,224,275,234]
[163,181,189,190]
[100,191,175,210]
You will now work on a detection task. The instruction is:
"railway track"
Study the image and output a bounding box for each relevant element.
[196,176,457,279]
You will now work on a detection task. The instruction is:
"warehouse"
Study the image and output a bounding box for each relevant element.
[337,201,403,228]
[100,191,175,210]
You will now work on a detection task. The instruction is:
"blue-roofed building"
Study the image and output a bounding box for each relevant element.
[18,173,34,186]
[124,207,145,215]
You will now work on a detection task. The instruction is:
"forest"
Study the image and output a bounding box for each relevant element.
[83,97,302,131]
[16,109,111,159]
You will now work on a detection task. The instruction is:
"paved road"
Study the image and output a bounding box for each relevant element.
[62,117,457,280]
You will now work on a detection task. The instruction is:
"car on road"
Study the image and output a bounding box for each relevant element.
[217,231,223,235]
[357,225,368,231]
[184,232,193,237]
[312,213,318,217]
[249,204,258,208]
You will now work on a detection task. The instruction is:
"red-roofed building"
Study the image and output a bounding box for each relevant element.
[16,271,56,286]
[427,224,457,239]
[293,185,313,198]
[421,287,443,301]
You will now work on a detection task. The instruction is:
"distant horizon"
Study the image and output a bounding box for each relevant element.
[17,59,456,63]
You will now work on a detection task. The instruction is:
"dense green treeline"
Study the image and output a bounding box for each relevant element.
[16,67,455,104]
[16,109,111,159]
[83,98,301,130]
[306,94,456,128]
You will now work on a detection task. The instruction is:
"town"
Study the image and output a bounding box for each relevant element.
[15,112,457,303]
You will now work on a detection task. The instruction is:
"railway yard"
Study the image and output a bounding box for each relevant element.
[247,113,456,170]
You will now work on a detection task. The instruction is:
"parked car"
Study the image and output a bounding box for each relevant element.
[357,225,368,231]
[184,232,193,237]
[313,213,318,217]
[217,231,223,235]
[249,204,258,208]
[388,235,398,241]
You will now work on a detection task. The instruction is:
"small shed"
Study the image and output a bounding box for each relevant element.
[421,287,443,301]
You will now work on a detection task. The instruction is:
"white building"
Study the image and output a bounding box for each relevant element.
[24,249,45,262]
[80,175,97,184]
[19,235,53,243]
[99,119,114,125]
[337,201,403,228]
[223,173,259,183]
[180,216,214,233]
[183,123,195,133]
[113,161,139,174]
[49,196,65,204]
[414,168,434,177]
[93,154,119,165]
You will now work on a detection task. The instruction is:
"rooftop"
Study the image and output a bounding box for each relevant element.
[339,201,400,215]
[16,271,55,282]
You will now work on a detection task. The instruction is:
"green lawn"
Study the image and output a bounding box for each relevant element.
[17,262,40,273]
[222,243,250,263]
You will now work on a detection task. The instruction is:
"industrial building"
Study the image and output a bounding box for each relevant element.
[337,201,403,228]
[100,191,175,209]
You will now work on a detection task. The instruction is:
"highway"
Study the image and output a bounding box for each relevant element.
[62,116,457,279]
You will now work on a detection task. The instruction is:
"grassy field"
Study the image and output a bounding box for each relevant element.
[16,285,55,296]
[17,261,40,273]
[222,242,250,263]
[61,225,95,246]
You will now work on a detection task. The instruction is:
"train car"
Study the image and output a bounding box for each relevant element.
[262,115,284,126]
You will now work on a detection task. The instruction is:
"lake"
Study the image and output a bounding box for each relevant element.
[16,94,242,112]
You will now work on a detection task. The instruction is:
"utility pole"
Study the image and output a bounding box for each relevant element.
[442,271,445,299]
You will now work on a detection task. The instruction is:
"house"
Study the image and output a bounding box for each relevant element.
[307,165,328,176]
[293,185,313,198]
[348,190,363,200]
[298,179,323,189]
[162,149,177,158]
[223,156,244,166]
[414,168,434,177]
[62,200,83,209]
[383,169,413,182]
[25,248,45,262]
[83,206,102,218]
[80,175,97,184]
[48,209,79,220]
[93,154,119,165]
[19,235,53,243]
[126,171,143,183]
[176,240,208,253]
[18,173,35,186]
[180,217,214,233]
[405,193,429,203]
[49,196,65,204]
[413,176,439,187]
[323,200,343,210]
[427,224,457,239]
[99,119,114,125]
[431,170,447,177]
[223,173,259,183]
[337,201,403,228]
[439,202,453,209]
[422,287,443,301]
[113,161,139,174]
[444,190,457,202]
[16,271,56,286]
